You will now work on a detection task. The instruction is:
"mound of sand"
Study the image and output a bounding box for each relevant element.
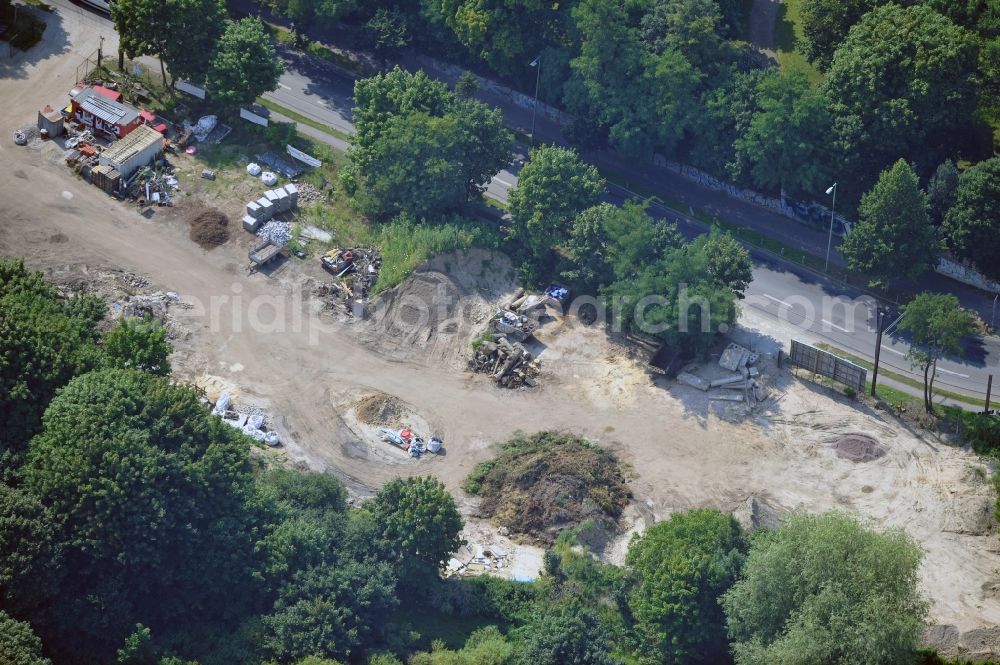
[355,392,405,426]
[831,433,886,462]
[187,209,230,249]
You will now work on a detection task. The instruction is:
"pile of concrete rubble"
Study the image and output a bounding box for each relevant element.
[446,541,510,576]
[210,391,280,447]
[471,335,541,388]
[676,342,768,409]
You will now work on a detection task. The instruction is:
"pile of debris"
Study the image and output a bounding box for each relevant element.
[676,342,768,410]
[318,247,382,308]
[470,335,541,388]
[377,426,442,458]
[295,182,325,204]
[187,208,230,248]
[446,542,510,576]
[211,391,280,447]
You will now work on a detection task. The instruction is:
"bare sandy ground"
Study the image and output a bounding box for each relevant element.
[2,17,999,656]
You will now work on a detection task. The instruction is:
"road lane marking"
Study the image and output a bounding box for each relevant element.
[938,367,970,378]
[882,346,905,356]
[493,178,514,187]
[821,319,850,333]
[763,294,789,308]
[278,83,291,90]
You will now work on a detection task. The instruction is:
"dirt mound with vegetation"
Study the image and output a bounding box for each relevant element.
[464,431,632,543]
[186,209,230,249]
[831,433,886,462]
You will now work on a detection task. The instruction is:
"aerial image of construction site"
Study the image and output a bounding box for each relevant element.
[3,1,1000,664]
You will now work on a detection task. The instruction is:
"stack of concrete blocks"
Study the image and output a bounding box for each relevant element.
[274,187,290,212]
[242,184,300,233]
[284,183,298,208]
[243,200,263,232]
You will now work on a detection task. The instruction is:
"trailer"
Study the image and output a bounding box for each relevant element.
[248,239,284,272]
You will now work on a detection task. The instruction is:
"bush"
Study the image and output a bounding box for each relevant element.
[965,414,1000,455]
[265,121,297,147]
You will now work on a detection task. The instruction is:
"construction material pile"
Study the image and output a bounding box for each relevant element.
[831,433,886,463]
[470,335,541,388]
[211,391,280,447]
[318,247,382,306]
[464,431,632,544]
[676,342,769,411]
[257,220,292,246]
[187,208,230,248]
[295,182,325,204]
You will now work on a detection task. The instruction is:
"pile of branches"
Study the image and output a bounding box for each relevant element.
[464,431,632,543]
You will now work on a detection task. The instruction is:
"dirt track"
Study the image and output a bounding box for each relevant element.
[3,14,1000,653]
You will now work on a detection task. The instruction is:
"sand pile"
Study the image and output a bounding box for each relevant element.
[831,433,886,462]
[355,392,405,426]
[186,209,230,249]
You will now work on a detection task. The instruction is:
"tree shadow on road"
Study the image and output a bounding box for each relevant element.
[0,4,69,81]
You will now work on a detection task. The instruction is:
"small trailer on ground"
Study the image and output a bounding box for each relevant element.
[248,239,284,273]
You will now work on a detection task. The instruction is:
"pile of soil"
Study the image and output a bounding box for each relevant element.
[355,392,405,426]
[187,209,230,249]
[465,431,632,544]
[831,433,886,463]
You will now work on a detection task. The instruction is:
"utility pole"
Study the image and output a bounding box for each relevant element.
[986,374,993,414]
[824,183,837,273]
[98,35,104,68]
[992,293,998,330]
[529,54,542,143]
[871,309,884,398]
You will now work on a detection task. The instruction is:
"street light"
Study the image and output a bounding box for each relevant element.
[529,54,542,143]
[824,182,838,273]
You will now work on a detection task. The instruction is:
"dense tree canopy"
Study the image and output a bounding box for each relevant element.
[824,4,980,205]
[365,476,464,584]
[0,260,101,455]
[103,317,172,375]
[723,512,927,665]
[350,68,511,218]
[798,0,874,69]
[734,68,831,197]
[840,160,940,284]
[626,509,746,664]
[22,368,259,663]
[206,18,284,109]
[927,160,960,226]
[508,145,605,262]
[0,611,50,665]
[943,157,1000,281]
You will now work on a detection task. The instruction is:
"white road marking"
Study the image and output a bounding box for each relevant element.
[821,318,850,333]
[882,346,905,356]
[763,294,789,308]
[278,83,291,90]
[938,367,970,378]
[493,178,514,187]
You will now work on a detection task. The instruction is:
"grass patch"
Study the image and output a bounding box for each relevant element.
[255,97,353,143]
[814,342,983,409]
[773,0,823,84]
[21,0,54,11]
[482,195,508,212]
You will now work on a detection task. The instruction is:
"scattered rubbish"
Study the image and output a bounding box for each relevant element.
[315,247,382,312]
[200,169,215,181]
[300,225,332,243]
[189,115,217,142]
[13,129,28,145]
[377,426,436,458]
[210,391,281,445]
[258,150,303,178]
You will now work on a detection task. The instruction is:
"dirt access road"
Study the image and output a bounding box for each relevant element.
[3,17,1000,655]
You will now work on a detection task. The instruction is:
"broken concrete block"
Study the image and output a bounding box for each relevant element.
[720,343,750,371]
[710,373,747,388]
[710,393,745,402]
[677,372,710,391]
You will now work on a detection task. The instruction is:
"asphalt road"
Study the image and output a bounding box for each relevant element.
[52,0,999,403]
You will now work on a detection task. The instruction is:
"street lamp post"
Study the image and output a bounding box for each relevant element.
[530,54,542,143]
[824,183,838,273]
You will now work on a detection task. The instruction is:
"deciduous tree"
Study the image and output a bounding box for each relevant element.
[799,0,874,69]
[0,611,50,665]
[206,18,284,110]
[927,159,960,226]
[898,293,978,412]
[626,509,746,664]
[723,512,927,665]
[103,317,172,375]
[840,160,940,284]
[943,157,1000,281]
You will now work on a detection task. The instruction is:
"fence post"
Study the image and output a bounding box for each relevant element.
[986,374,993,414]
[871,310,884,398]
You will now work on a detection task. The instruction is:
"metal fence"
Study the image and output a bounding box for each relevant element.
[788,340,867,395]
